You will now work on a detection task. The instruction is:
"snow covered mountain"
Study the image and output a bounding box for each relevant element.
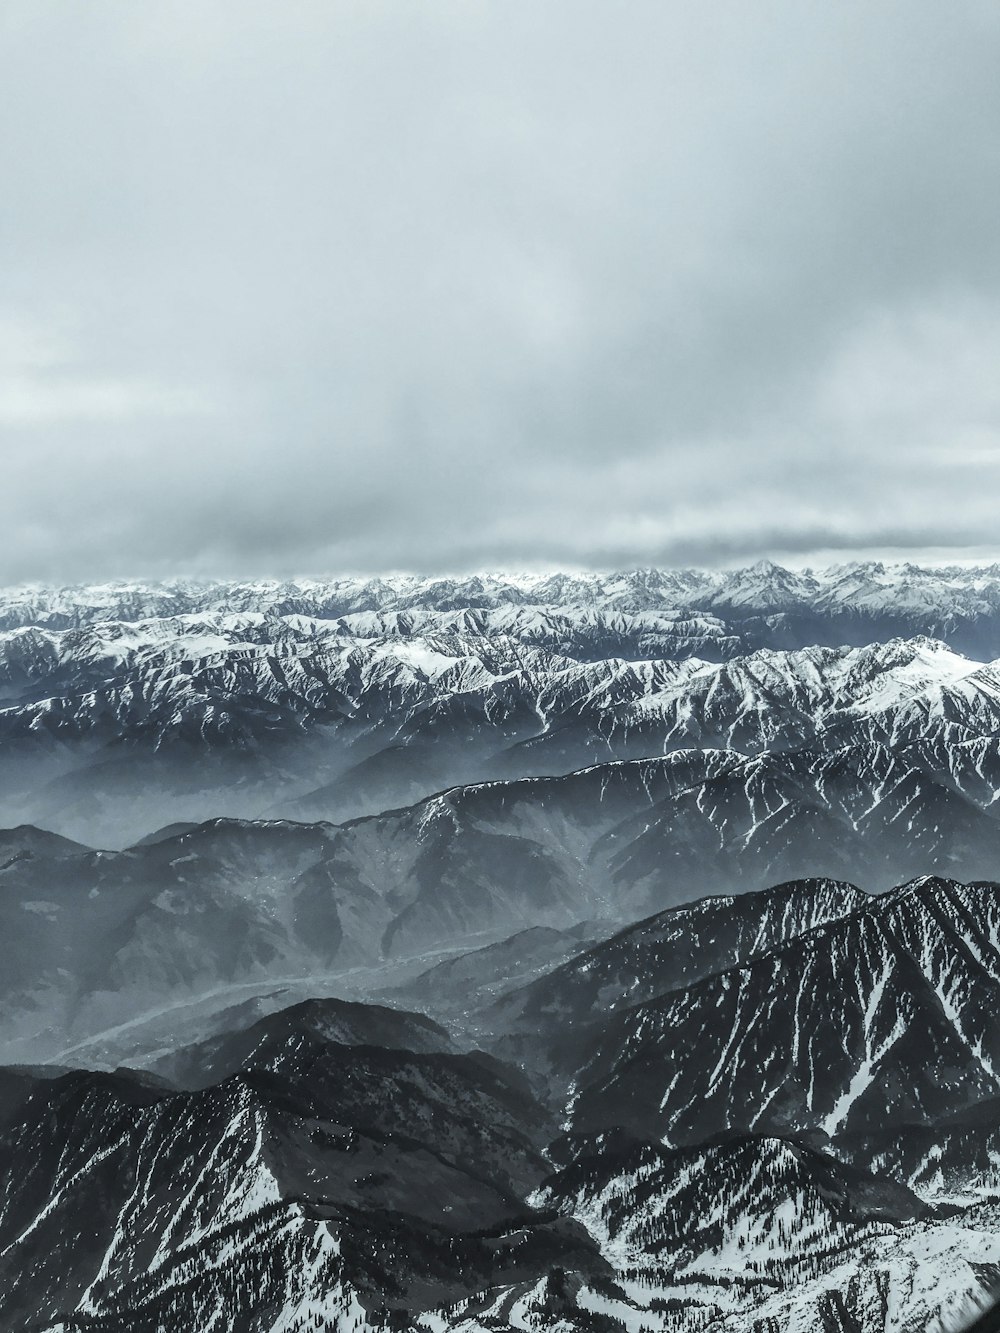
[526,875,1000,1332]
[558,876,1000,1144]
[0,1000,604,1332]
[5,876,1000,1331]
[536,1131,1000,1333]
[2,611,1000,848]
[8,562,1000,654]
[497,875,1000,1330]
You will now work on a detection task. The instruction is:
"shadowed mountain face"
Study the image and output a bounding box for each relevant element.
[5,571,1000,1330]
[0,1002,608,1333]
[3,879,1000,1330]
[7,738,1000,1068]
[547,878,1000,1144]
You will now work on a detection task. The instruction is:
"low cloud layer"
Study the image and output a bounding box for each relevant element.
[2,1,999,581]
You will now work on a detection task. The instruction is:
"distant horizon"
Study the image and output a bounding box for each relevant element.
[9,551,1000,592]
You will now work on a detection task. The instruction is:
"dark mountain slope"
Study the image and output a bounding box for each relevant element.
[151,995,455,1089]
[565,878,1000,1146]
[480,877,866,1050]
[6,874,1000,1332]
[0,1015,605,1332]
[8,725,1000,1066]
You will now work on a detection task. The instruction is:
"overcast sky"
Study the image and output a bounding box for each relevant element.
[2,1,999,582]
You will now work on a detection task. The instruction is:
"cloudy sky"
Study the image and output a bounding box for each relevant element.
[2,1,999,582]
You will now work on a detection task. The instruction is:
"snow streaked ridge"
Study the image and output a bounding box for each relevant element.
[0,1012,575,1333]
[537,1133,1000,1333]
[9,573,1000,849]
[9,560,1000,624]
[0,623,988,754]
[568,877,1000,1153]
[0,1075,359,1331]
[7,873,1000,1332]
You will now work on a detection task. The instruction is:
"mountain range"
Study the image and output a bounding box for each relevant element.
[5,563,1000,850]
[4,567,1000,1330]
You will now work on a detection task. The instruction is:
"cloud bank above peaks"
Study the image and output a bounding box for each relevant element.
[1,0,999,581]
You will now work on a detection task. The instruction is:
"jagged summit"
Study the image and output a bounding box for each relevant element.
[8,559,1000,628]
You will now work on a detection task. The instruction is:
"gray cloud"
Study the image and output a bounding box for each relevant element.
[1,0,999,582]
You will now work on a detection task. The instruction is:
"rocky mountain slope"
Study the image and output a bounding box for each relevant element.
[0,1001,604,1333]
[5,876,1000,1331]
[535,1131,1000,1333]
[558,877,1000,1144]
[8,730,1000,1069]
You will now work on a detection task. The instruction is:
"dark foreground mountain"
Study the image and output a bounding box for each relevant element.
[5,877,1000,1331]
[0,1001,604,1332]
[555,877,1000,1146]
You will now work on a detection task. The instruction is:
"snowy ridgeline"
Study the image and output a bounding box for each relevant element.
[0,625,994,755]
[8,560,1000,627]
[5,601,1000,849]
